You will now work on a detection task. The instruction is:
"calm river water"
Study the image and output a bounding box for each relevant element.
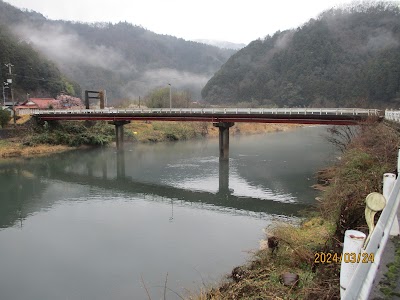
[0,126,336,300]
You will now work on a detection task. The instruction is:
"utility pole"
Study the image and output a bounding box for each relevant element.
[5,63,14,75]
[5,63,15,125]
[168,83,172,109]
[2,82,8,106]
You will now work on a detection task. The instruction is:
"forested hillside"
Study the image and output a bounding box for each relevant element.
[0,0,235,101]
[0,24,80,99]
[202,2,400,107]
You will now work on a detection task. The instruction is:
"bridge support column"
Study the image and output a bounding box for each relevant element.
[117,150,126,179]
[110,121,130,150]
[218,160,230,194]
[213,122,234,161]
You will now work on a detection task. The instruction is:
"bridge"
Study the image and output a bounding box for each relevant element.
[33,108,382,159]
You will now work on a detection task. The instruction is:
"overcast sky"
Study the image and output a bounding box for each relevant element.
[5,0,364,44]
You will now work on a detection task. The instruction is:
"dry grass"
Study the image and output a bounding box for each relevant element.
[0,141,72,158]
[15,115,31,125]
[189,217,336,300]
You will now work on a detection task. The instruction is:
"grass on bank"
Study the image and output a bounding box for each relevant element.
[192,121,400,300]
[379,237,400,299]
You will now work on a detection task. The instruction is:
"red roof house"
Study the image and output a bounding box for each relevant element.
[15,96,84,113]
[15,98,60,110]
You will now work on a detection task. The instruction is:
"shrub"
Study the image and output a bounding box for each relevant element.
[28,121,113,147]
[0,108,11,128]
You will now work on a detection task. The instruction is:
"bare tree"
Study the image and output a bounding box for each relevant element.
[325,125,359,152]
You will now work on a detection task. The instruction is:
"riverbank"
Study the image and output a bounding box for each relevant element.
[0,139,73,158]
[191,121,400,299]
[0,119,300,159]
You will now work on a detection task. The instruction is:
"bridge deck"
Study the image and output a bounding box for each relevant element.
[33,108,382,125]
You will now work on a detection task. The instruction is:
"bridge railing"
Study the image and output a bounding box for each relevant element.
[32,107,381,116]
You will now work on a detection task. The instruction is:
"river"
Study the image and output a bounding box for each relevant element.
[0,126,336,300]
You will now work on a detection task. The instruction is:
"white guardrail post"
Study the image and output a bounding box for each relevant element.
[342,149,400,299]
[340,230,367,297]
[384,172,400,236]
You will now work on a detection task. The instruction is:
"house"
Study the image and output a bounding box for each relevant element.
[17,98,61,110]
[15,96,84,115]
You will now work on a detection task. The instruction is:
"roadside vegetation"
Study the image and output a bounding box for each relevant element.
[190,120,400,300]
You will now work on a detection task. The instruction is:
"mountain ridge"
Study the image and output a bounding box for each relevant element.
[201,2,400,108]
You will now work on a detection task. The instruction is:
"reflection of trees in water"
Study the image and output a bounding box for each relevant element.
[0,167,46,228]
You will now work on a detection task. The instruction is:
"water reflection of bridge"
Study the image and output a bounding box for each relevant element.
[35,150,308,216]
[0,145,312,229]
[32,147,309,216]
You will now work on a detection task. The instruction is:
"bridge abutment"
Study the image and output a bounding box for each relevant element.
[109,121,130,150]
[213,122,234,160]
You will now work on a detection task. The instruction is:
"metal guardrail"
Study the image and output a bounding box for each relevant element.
[342,107,400,299]
[343,175,400,299]
[385,110,400,122]
[32,107,381,116]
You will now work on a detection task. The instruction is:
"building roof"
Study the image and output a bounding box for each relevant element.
[16,98,61,110]
[28,98,59,109]
[15,96,84,110]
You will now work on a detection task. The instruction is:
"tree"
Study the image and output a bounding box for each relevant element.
[145,88,169,108]
[0,108,11,128]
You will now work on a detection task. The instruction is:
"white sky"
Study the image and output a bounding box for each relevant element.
[5,0,362,44]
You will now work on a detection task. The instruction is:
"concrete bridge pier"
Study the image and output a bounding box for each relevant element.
[213,122,234,160]
[116,150,126,179]
[110,121,130,150]
[218,160,230,195]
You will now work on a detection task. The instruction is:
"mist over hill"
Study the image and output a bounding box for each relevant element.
[0,23,80,100]
[0,0,236,102]
[202,2,400,108]
[195,39,246,50]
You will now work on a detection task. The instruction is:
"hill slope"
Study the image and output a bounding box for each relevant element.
[0,0,235,101]
[0,23,80,100]
[202,2,400,107]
